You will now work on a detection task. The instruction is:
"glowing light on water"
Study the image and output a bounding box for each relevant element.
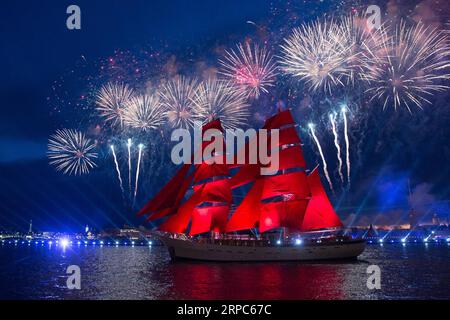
[309,123,333,191]
[60,238,69,247]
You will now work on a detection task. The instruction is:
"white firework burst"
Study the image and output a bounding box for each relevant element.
[47,129,98,176]
[159,76,200,129]
[123,94,166,131]
[95,82,134,127]
[192,79,250,130]
[365,20,450,111]
[219,42,278,98]
[279,19,352,94]
[340,13,387,85]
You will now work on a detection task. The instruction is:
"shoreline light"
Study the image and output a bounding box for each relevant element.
[60,238,69,247]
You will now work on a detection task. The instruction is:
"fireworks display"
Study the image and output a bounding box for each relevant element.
[365,20,450,112]
[219,42,278,98]
[48,129,98,176]
[309,123,333,191]
[329,113,344,183]
[123,94,166,131]
[159,76,200,129]
[127,138,132,194]
[279,19,351,94]
[134,143,144,204]
[110,145,125,195]
[193,79,250,130]
[46,4,450,201]
[95,82,134,127]
[340,13,385,85]
[341,106,351,186]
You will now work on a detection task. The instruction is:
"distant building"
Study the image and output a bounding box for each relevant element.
[432,213,440,226]
[99,225,155,240]
[409,209,418,229]
[366,224,378,237]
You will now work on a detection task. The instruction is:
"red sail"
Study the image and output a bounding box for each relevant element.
[194,162,229,183]
[301,168,343,231]
[229,164,260,189]
[159,185,205,234]
[192,119,224,165]
[259,200,309,233]
[137,164,191,217]
[226,179,264,232]
[270,145,307,171]
[192,178,232,204]
[189,205,230,236]
[264,110,296,129]
[202,118,223,131]
[261,171,310,200]
[277,126,302,147]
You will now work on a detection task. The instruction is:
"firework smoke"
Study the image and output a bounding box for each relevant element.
[110,145,125,196]
[309,123,333,191]
[159,76,200,129]
[47,129,97,176]
[219,42,277,98]
[329,113,344,184]
[96,82,134,128]
[193,79,250,130]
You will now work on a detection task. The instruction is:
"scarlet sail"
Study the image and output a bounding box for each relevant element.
[138,110,344,235]
[259,200,309,233]
[137,164,192,218]
[301,168,343,231]
[226,179,264,232]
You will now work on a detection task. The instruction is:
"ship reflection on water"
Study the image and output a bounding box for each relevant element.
[168,262,345,299]
[0,245,449,300]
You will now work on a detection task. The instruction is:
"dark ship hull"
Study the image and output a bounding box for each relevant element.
[160,234,366,262]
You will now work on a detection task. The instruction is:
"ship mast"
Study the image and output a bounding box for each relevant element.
[138,110,344,236]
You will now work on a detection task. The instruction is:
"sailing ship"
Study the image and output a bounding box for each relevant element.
[138,109,365,261]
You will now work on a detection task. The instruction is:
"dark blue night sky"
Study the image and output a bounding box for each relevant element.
[1,0,449,232]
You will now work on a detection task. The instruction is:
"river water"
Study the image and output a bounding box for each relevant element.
[0,243,449,299]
